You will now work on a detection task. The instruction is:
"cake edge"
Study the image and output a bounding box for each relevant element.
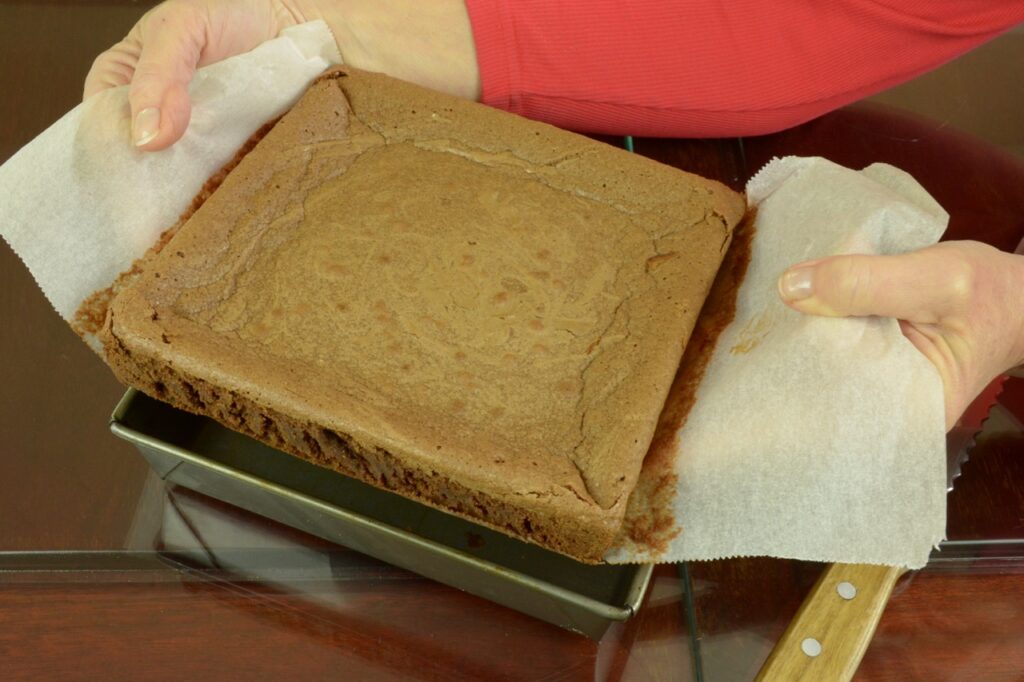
[103,317,620,563]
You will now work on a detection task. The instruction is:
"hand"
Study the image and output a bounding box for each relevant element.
[778,240,1024,430]
[84,0,314,150]
[84,0,479,152]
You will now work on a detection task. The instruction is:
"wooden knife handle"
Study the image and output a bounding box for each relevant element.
[755,563,906,682]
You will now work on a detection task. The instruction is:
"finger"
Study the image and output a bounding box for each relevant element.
[83,40,142,100]
[776,248,972,323]
[128,5,207,150]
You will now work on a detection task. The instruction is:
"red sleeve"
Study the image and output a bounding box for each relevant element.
[464,0,1024,137]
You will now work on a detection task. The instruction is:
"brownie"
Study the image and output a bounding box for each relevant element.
[101,67,745,562]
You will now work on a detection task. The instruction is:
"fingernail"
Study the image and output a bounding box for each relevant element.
[779,266,814,301]
[133,107,160,146]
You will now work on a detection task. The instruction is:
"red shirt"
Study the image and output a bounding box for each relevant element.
[465,0,1024,137]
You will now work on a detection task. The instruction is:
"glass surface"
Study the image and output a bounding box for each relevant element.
[1,5,1022,679]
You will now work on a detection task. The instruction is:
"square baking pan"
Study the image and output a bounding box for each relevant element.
[110,389,653,638]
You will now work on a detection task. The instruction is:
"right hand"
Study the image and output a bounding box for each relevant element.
[84,0,316,150]
[778,240,1024,430]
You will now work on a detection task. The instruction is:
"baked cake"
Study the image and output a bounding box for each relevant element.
[101,68,745,562]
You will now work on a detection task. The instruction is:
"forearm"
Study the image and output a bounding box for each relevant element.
[293,0,480,100]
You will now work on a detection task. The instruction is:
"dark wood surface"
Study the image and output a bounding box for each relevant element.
[1,3,1023,680]
[0,565,695,681]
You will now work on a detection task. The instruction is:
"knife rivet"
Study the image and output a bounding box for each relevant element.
[837,582,857,600]
[801,638,822,657]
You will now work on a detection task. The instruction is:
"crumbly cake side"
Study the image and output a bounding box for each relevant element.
[104,331,621,560]
[102,68,745,562]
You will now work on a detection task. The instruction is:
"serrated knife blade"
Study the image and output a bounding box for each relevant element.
[946,374,1009,491]
[946,425,975,493]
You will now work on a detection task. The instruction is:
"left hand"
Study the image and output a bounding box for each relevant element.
[777,240,1024,430]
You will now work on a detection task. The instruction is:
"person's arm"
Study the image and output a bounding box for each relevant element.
[460,0,1024,137]
[86,0,1024,146]
[313,0,480,101]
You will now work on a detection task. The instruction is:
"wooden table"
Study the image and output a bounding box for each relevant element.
[1,3,1022,679]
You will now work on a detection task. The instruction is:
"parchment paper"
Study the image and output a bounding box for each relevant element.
[606,157,948,569]
[0,23,947,568]
[0,21,340,326]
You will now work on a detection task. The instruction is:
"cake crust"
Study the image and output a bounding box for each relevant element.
[102,68,745,562]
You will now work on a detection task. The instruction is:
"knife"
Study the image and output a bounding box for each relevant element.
[754,375,1006,682]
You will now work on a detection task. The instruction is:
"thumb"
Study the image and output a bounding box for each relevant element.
[777,249,964,324]
[129,7,206,150]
